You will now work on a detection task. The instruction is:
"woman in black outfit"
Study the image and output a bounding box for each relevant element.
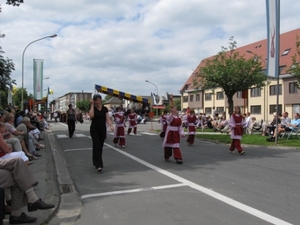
[89,94,114,172]
[66,104,77,138]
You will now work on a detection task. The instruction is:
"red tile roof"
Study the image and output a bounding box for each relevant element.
[180,28,300,92]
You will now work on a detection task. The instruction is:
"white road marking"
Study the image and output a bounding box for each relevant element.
[57,134,68,138]
[74,134,87,137]
[140,132,157,136]
[81,183,187,200]
[64,148,92,152]
[97,142,293,225]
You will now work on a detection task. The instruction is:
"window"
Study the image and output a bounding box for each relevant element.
[196,94,200,101]
[269,104,282,114]
[190,95,194,102]
[269,84,282,95]
[205,107,212,115]
[216,107,224,114]
[205,93,212,101]
[183,96,188,102]
[281,48,291,56]
[236,91,242,98]
[250,105,261,114]
[216,92,224,100]
[250,87,261,97]
[289,82,298,93]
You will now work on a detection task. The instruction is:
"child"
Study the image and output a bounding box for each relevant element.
[228,106,246,155]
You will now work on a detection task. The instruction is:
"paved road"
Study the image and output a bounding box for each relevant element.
[49,121,300,225]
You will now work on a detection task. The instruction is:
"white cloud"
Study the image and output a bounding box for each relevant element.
[1,0,300,101]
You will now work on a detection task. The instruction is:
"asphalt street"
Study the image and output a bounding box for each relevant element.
[47,121,299,225]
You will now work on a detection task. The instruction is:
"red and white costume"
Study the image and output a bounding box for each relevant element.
[113,111,126,147]
[127,112,137,135]
[228,113,246,153]
[162,113,184,162]
[185,114,198,145]
[159,114,168,138]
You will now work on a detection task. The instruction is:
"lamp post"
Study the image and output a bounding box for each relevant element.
[145,80,158,117]
[21,34,57,110]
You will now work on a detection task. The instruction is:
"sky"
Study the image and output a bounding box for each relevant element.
[1,0,300,101]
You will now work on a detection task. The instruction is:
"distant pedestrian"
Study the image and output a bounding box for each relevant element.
[89,94,114,172]
[66,104,77,138]
[113,107,126,148]
[185,109,197,145]
[228,106,246,155]
[162,106,184,164]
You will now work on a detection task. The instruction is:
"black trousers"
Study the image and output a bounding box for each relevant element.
[67,119,76,137]
[90,130,105,168]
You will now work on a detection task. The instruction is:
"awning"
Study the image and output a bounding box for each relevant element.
[95,84,149,104]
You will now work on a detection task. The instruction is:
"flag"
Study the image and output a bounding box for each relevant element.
[266,0,280,77]
[33,59,44,99]
[48,87,54,94]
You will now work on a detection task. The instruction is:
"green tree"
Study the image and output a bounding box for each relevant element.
[193,37,267,115]
[6,0,24,6]
[77,99,90,112]
[0,46,16,108]
[12,88,31,109]
[173,99,181,111]
[288,35,300,88]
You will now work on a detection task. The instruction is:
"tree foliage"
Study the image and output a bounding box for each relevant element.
[76,99,90,112]
[288,35,300,88]
[6,0,23,6]
[193,37,267,115]
[12,87,31,109]
[0,46,16,108]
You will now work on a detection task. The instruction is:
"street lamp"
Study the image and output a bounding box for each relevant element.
[145,80,158,117]
[21,34,57,110]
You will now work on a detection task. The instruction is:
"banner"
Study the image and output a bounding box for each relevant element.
[151,92,158,105]
[266,0,280,77]
[33,59,44,99]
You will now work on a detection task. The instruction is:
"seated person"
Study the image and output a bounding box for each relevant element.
[248,117,262,134]
[0,157,55,224]
[0,123,31,165]
[267,113,300,141]
[280,111,291,128]
[4,113,34,158]
[261,112,281,136]
[213,115,228,132]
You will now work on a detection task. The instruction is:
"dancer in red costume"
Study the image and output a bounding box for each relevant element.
[159,110,168,138]
[228,106,246,155]
[185,109,198,145]
[127,108,137,135]
[113,107,126,148]
[162,106,184,164]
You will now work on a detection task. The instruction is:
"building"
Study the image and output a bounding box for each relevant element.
[53,92,92,112]
[180,28,300,122]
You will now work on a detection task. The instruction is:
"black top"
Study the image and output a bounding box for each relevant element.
[67,109,76,121]
[90,106,108,133]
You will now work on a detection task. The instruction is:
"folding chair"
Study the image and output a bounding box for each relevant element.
[282,127,300,140]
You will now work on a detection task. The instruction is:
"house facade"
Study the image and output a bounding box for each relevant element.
[181,28,300,122]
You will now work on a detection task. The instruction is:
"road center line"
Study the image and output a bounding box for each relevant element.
[102,143,293,225]
[81,183,187,200]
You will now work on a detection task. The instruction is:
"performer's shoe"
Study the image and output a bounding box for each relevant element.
[9,212,37,224]
[176,159,183,164]
[27,198,55,212]
[165,158,170,162]
[97,167,102,172]
[121,145,125,148]
[239,151,245,155]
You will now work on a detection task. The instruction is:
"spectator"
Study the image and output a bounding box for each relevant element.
[261,112,281,136]
[0,157,55,224]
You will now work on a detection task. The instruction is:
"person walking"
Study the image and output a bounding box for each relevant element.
[228,106,246,155]
[185,109,197,145]
[127,108,137,135]
[89,94,114,172]
[113,107,126,148]
[162,106,184,164]
[159,110,168,139]
[66,104,77,138]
